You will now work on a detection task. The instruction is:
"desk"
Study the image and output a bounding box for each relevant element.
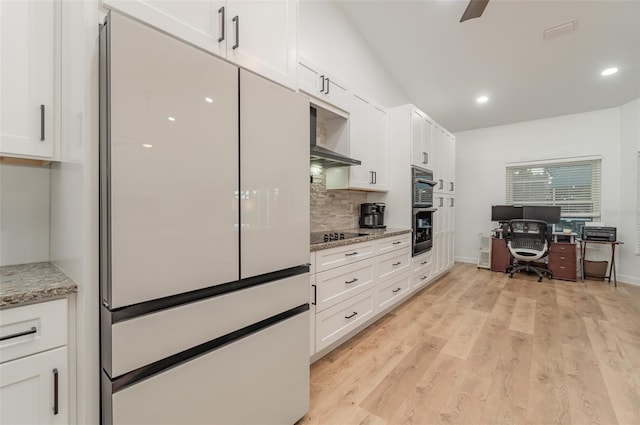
[579,240,623,287]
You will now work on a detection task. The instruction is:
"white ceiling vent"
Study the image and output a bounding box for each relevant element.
[543,19,577,40]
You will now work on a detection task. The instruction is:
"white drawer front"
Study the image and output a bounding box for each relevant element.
[309,252,316,275]
[315,241,376,273]
[377,234,411,254]
[412,251,433,275]
[0,298,68,363]
[376,248,411,281]
[315,258,375,313]
[316,290,374,352]
[309,275,316,357]
[412,266,434,292]
[376,272,410,312]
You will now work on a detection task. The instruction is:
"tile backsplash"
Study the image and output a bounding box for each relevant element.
[310,167,366,232]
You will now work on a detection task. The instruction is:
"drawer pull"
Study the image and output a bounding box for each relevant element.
[345,311,358,319]
[421,276,427,280]
[392,261,402,266]
[420,261,428,265]
[392,287,402,293]
[392,241,402,245]
[53,368,59,415]
[0,326,37,342]
[311,284,317,305]
[345,278,359,284]
[345,252,358,257]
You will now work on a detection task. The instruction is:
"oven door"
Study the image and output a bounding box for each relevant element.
[412,168,436,208]
[413,207,436,256]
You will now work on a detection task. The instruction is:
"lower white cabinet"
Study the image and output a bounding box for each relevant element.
[375,272,410,311]
[0,298,69,424]
[0,347,69,424]
[411,250,433,292]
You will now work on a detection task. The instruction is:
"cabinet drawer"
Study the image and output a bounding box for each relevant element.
[548,252,576,265]
[377,248,411,281]
[411,266,433,291]
[377,234,411,254]
[412,251,433,275]
[549,263,577,281]
[314,258,375,312]
[316,290,374,352]
[376,272,410,312]
[0,298,68,363]
[549,243,576,254]
[315,240,376,273]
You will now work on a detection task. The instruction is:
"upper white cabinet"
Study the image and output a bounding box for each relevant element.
[0,0,57,159]
[326,94,388,192]
[102,0,298,89]
[410,108,433,170]
[298,57,349,113]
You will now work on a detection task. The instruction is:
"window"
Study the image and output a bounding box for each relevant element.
[506,157,601,234]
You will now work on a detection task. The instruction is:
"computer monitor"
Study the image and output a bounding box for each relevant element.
[491,205,523,223]
[522,205,561,225]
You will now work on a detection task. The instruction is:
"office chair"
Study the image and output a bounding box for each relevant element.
[505,219,552,282]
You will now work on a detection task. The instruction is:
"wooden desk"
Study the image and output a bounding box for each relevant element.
[579,239,624,287]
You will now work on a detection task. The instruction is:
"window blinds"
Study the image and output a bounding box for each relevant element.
[505,158,601,218]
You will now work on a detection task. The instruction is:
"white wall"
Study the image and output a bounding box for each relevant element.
[618,98,640,284]
[0,164,51,266]
[453,107,640,283]
[299,0,408,108]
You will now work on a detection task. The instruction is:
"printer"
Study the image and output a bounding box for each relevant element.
[582,226,617,242]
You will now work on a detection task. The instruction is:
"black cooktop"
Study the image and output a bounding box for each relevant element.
[310,232,368,245]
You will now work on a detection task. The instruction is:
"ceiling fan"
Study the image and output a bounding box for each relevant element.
[460,0,490,23]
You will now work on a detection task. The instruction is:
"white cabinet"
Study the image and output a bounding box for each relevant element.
[1,0,58,159]
[326,94,389,191]
[298,57,349,113]
[434,127,455,194]
[0,299,69,424]
[410,109,433,170]
[102,0,298,89]
[433,194,455,277]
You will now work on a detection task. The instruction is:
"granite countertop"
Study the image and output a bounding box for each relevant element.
[310,227,412,252]
[0,262,78,309]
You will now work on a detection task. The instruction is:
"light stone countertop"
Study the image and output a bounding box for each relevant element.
[0,262,78,309]
[310,228,412,252]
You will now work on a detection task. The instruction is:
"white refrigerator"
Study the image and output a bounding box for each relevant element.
[99,11,310,424]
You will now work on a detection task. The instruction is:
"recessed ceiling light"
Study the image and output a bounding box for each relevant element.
[601,67,618,76]
[205,97,213,103]
[476,95,489,104]
[168,116,176,122]
[142,144,153,148]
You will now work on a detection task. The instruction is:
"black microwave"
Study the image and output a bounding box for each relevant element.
[412,167,436,207]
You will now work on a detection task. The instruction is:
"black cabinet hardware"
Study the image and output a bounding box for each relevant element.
[0,326,37,342]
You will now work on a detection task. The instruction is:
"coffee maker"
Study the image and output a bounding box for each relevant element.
[359,203,386,229]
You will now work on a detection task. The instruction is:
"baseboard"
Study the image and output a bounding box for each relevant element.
[455,256,477,264]
[618,274,640,286]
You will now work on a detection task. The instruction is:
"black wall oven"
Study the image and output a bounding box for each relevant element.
[412,167,437,256]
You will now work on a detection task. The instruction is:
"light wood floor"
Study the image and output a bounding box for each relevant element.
[298,263,640,425]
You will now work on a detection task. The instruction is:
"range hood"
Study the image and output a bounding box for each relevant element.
[310,106,361,168]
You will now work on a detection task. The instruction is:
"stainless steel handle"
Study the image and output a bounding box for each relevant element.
[232,15,239,49]
[422,152,428,164]
[420,261,428,265]
[320,75,325,93]
[392,261,401,266]
[421,275,427,280]
[53,368,59,415]
[0,326,37,341]
[40,105,45,141]
[325,77,330,94]
[370,171,374,184]
[345,311,358,319]
[311,284,317,305]
[439,179,444,190]
[450,198,455,207]
[392,287,402,293]
[450,181,454,191]
[439,197,444,208]
[218,7,225,42]
[373,171,377,184]
[392,241,402,245]
[345,252,358,257]
[345,278,358,284]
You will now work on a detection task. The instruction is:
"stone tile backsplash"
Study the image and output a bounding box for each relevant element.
[310,167,366,232]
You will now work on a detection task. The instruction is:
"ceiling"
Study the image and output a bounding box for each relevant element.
[335,0,640,132]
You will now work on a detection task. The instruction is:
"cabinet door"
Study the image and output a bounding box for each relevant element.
[410,109,422,168]
[0,347,68,425]
[107,12,239,308]
[227,0,297,89]
[240,70,309,278]
[369,104,389,191]
[0,0,55,158]
[323,76,350,113]
[421,118,433,169]
[347,94,372,190]
[102,0,226,56]
[448,134,456,193]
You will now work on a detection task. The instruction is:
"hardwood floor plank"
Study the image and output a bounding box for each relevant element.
[440,309,490,360]
[508,297,537,335]
[472,284,502,313]
[583,317,640,425]
[561,343,619,425]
